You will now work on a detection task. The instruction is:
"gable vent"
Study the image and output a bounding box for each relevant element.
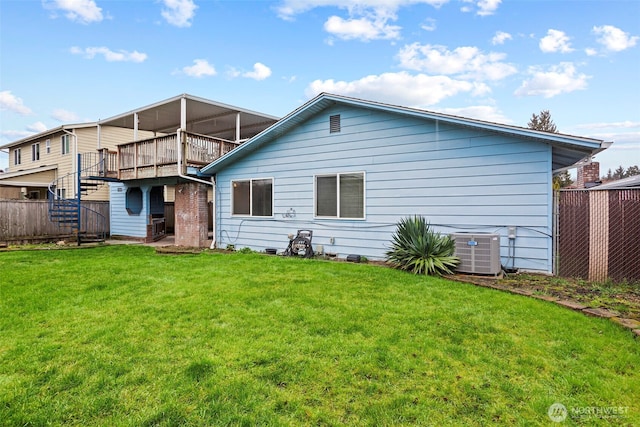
[329,114,341,133]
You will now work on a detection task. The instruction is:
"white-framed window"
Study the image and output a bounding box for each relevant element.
[14,148,21,165]
[315,172,365,219]
[45,139,51,154]
[231,178,273,217]
[31,143,40,161]
[61,134,71,155]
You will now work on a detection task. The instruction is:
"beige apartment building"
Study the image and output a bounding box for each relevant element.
[0,123,150,200]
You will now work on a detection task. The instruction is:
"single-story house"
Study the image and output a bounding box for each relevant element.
[200,93,610,274]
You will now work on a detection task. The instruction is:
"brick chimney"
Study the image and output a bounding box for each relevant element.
[576,162,600,189]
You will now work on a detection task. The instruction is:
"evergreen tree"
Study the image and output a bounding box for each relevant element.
[613,166,626,180]
[625,165,640,177]
[528,110,568,187]
[528,110,558,133]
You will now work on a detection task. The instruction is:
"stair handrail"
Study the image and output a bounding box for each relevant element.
[77,201,108,241]
[47,152,112,243]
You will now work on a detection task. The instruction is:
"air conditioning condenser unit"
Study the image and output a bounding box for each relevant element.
[451,233,501,275]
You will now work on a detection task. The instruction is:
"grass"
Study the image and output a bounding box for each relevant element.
[1,246,639,426]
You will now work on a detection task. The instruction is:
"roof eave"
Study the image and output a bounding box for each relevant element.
[0,122,97,149]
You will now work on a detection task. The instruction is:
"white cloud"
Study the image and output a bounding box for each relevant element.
[276,1,447,41]
[0,91,32,115]
[575,121,640,130]
[51,109,80,122]
[593,25,638,52]
[491,31,512,45]
[70,46,147,62]
[44,0,103,24]
[305,71,490,108]
[476,0,501,16]
[182,59,216,78]
[397,43,517,81]
[539,29,573,53]
[243,63,272,81]
[27,122,49,133]
[161,0,197,27]
[585,47,598,56]
[439,105,512,123]
[461,0,501,16]
[515,62,589,98]
[0,129,33,140]
[275,1,449,21]
[324,15,401,41]
[421,18,436,32]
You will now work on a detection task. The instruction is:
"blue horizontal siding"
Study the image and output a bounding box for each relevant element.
[109,182,147,238]
[215,104,554,272]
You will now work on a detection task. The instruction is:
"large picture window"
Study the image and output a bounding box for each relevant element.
[232,178,273,217]
[315,172,364,219]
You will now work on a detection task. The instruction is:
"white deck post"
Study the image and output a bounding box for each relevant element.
[133,112,139,141]
[236,112,240,142]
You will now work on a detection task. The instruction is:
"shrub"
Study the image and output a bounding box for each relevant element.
[386,216,459,275]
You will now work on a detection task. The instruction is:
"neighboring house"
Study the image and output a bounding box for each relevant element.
[590,174,640,190]
[0,123,148,201]
[200,93,610,274]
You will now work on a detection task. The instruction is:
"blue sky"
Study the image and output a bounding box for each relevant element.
[1,0,639,175]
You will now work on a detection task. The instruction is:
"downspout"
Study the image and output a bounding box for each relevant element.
[62,129,78,197]
[176,128,217,249]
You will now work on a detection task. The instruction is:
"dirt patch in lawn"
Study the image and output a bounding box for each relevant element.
[453,272,640,322]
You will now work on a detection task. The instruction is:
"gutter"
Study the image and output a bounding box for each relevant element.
[176,128,216,249]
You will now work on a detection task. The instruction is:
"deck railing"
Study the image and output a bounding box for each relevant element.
[79,149,118,178]
[117,131,240,180]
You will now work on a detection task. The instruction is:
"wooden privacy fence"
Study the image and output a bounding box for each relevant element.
[0,200,110,243]
[0,201,211,243]
[557,189,640,282]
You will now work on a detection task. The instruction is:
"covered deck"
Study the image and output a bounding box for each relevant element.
[98,94,278,247]
[98,93,278,181]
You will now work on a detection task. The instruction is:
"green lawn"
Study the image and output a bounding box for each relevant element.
[1,246,638,426]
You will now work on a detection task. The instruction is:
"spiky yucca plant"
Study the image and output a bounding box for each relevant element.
[386,216,459,275]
